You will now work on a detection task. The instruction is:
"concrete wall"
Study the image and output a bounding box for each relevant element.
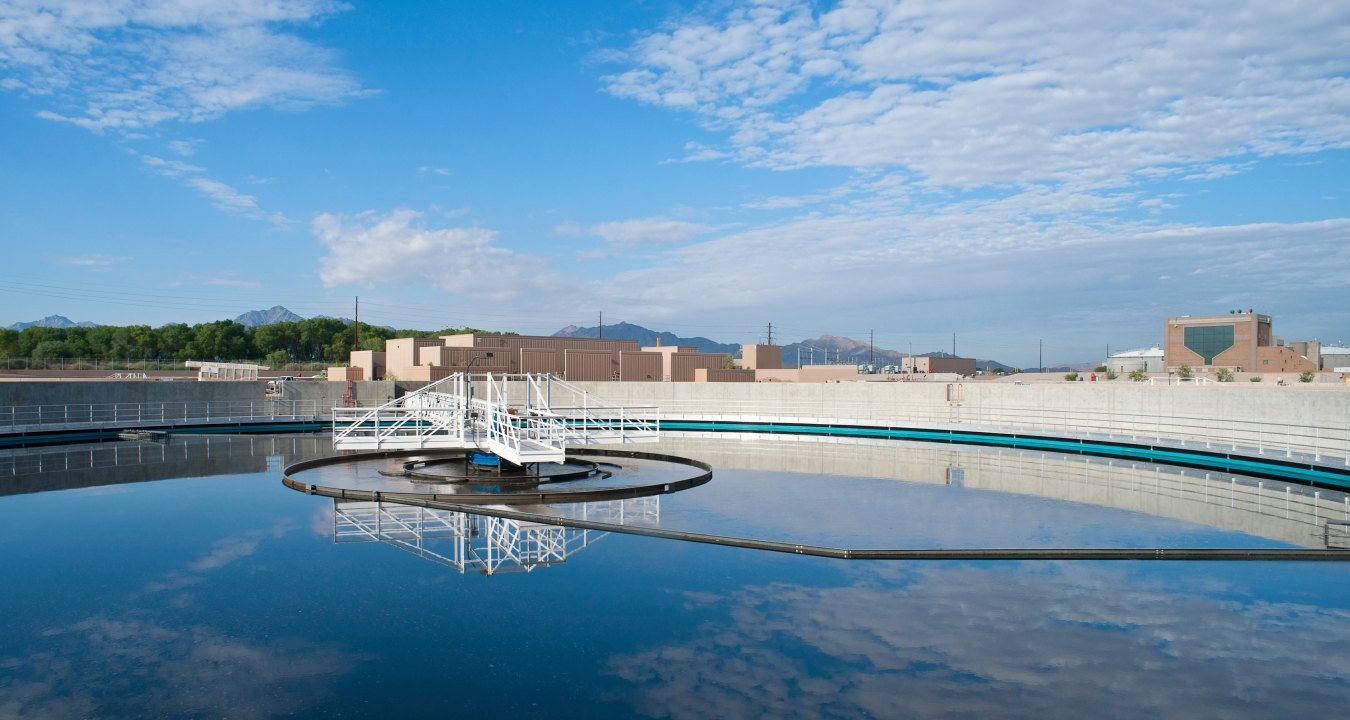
[0,380,396,409]
[574,381,1350,459]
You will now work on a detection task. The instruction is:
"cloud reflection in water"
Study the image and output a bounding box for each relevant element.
[609,562,1350,718]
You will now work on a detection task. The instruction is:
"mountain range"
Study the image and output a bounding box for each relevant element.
[553,321,739,355]
[554,322,1018,371]
[7,308,1043,370]
[233,306,305,327]
[6,315,100,331]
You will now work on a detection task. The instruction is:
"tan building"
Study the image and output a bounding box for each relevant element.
[901,356,977,376]
[739,344,782,370]
[335,334,886,385]
[1164,312,1315,373]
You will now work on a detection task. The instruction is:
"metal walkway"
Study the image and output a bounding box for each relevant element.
[330,373,659,464]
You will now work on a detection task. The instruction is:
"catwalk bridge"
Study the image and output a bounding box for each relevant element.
[330,373,661,464]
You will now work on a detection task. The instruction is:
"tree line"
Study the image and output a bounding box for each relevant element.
[0,319,491,368]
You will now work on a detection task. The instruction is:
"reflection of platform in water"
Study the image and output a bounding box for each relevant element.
[332,497,659,575]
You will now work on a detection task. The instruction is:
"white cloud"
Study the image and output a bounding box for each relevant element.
[604,0,1350,189]
[556,216,716,256]
[314,208,560,301]
[187,176,289,227]
[166,138,201,156]
[136,151,290,226]
[0,0,368,132]
[58,253,127,267]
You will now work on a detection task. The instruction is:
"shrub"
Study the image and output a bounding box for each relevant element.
[1105,369,1118,380]
[1299,371,1315,383]
[1215,368,1234,382]
[1064,371,1079,382]
[1177,365,1192,379]
[1093,365,1108,373]
[1250,376,1262,382]
[1129,369,1147,382]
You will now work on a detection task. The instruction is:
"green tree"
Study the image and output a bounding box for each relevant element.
[0,329,20,359]
[30,340,73,368]
[157,323,194,360]
[264,349,291,370]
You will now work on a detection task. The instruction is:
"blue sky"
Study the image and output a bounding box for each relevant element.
[1,0,1347,366]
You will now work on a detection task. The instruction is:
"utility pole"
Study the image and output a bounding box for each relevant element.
[766,322,774,345]
[353,296,359,352]
[598,311,603,340]
[869,329,874,365]
[952,333,956,358]
[1039,339,1043,372]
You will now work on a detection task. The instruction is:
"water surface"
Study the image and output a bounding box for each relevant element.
[2,434,1349,718]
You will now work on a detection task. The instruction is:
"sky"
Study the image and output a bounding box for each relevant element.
[1,0,1347,366]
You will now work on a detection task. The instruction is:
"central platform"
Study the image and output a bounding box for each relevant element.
[330,372,660,464]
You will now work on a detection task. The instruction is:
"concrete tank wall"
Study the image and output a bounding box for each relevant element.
[0,380,395,409]
[573,381,1350,459]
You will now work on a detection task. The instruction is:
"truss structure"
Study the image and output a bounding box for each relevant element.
[331,497,659,574]
[331,373,659,464]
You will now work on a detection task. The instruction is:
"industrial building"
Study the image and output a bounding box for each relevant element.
[901,356,978,376]
[330,333,736,383]
[1104,347,1165,374]
[1164,311,1317,373]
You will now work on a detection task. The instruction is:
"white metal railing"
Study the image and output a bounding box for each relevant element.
[0,399,331,431]
[330,373,660,459]
[631,393,1350,467]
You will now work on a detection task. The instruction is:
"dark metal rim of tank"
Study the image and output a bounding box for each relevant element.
[283,448,712,505]
[285,484,1350,563]
[283,445,1350,562]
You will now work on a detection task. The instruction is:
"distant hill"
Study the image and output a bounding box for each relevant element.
[553,322,739,355]
[782,335,1013,372]
[234,305,304,327]
[6,315,99,331]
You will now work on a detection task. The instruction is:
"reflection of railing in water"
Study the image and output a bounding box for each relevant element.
[0,435,336,496]
[332,496,660,574]
[652,433,1350,550]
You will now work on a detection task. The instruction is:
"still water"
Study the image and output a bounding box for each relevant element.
[2,434,1349,718]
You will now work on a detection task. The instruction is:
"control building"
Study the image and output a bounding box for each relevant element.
[1163,311,1316,373]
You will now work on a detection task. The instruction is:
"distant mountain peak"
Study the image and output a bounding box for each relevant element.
[553,322,738,355]
[7,315,99,331]
[233,305,304,328]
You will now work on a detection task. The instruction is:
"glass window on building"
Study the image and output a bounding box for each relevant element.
[1183,325,1235,364]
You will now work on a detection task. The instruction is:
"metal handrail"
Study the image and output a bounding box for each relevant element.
[0,399,332,431]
